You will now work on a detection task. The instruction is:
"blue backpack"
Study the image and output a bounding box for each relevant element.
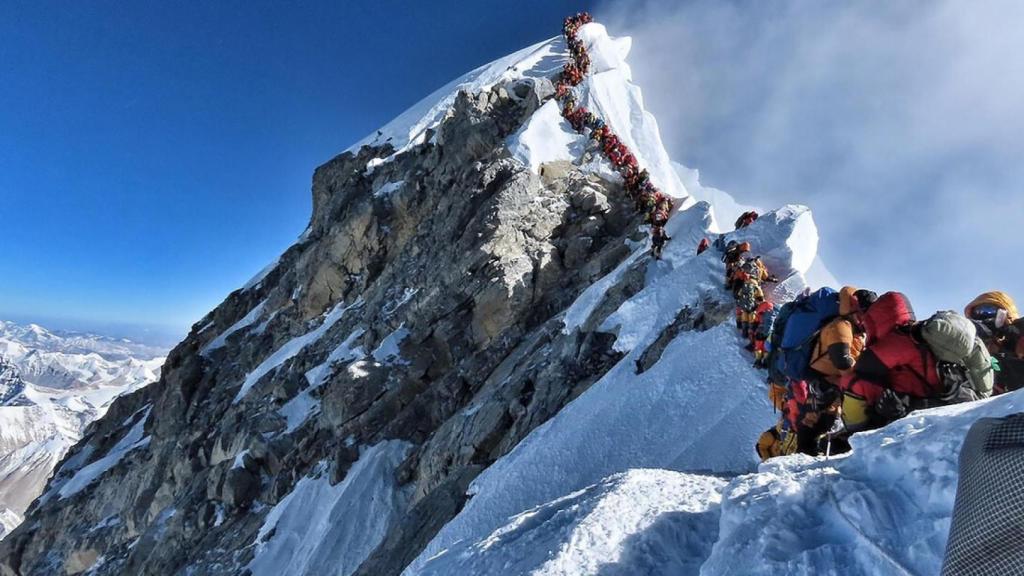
[771,287,840,382]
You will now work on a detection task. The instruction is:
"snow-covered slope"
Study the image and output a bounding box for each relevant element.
[349,37,564,155]
[419,469,725,576]
[0,16,1001,576]
[247,440,413,576]
[405,200,819,575]
[675,161,839,289]
[407,393,1024,576]
[0,320,166,539]
[704,391,1024,576]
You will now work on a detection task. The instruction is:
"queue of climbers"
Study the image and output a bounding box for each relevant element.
[708,229,1024,461]
[557,13,675,259]
[556,13,1021,460]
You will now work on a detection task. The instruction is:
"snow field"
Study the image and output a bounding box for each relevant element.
[247,440,413,576]
[419,469,725,576]
[704,390,1024,575]
[348,36,565,156]
[575,24,691,206]
[508,100,586,172]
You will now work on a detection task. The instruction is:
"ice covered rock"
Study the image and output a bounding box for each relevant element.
[0,26,664,575]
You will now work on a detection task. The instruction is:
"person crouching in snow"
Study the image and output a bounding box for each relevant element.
[756,419,798,462]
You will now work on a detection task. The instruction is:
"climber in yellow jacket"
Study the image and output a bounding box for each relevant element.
[965,291,1024,394]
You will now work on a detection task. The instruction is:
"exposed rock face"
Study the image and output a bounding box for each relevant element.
[0,359,24,405]
[0,77,669,575]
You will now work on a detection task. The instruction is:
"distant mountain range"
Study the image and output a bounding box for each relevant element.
[0,320,167,538]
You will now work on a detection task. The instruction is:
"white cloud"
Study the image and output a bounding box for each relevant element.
[596,0,1024,316]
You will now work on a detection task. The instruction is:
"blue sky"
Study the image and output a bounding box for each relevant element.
[4,1,1021,342]
[0,1,579,339]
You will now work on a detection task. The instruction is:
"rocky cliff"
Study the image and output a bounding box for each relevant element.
[0,27,685,574]
[0,21,829,575]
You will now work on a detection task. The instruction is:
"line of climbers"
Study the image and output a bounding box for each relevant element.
[698,230,1024,461]
[556,13,675,259]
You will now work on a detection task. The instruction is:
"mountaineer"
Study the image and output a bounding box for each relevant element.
[965,291,1024,393]
[806,287,878,453]
[841,293,994,433]
[734,210,759,230]
[722,241,751,291]
[651,226,671,260]
[735,278,765,340]
[751,300,777,367]
[809,287,877,385]
[764,287,843,456]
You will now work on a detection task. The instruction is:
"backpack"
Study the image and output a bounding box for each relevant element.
[772,287,841,382]
[767,301,798,384]
[904,362,979,413]
[735,211,759,230]
[919,311,994,397]
[736,281,762,313]
[735,258,762,282]
[757,306,780,341]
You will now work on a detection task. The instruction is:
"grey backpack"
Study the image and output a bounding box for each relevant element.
[920,311,994,398]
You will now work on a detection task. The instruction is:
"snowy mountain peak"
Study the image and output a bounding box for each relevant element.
[0,14,997,576]
[0,320,167,540]
[0,15,773,573]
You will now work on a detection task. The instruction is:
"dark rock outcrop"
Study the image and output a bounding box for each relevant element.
[0,77,666,576]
